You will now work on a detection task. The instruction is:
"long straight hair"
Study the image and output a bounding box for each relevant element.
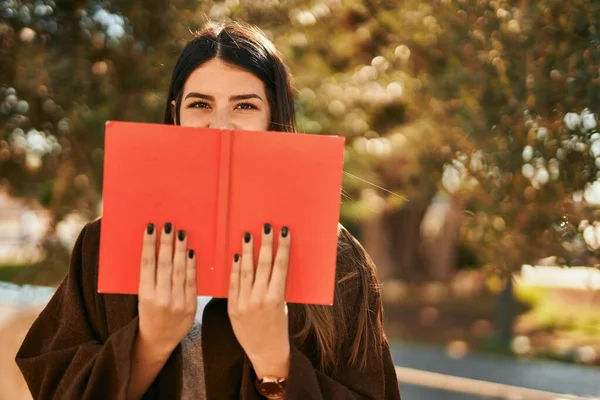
[162,21,383,375]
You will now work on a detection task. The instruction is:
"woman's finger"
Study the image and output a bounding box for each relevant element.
[139,223,157,293]
[268,226,291,300]
[171,229,187,305]
[185,249,197,306]
[156,222,174,298]
[237,232,254,302]
[251,223,273,299]
[228,253,241,312]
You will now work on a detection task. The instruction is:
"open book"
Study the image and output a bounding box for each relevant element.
[98,121,345,305]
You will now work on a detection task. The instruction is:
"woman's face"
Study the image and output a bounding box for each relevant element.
[175,58,271,131]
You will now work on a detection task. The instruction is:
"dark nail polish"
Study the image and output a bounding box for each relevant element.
[178,230,186,241]
[234,253,240,262]
[264,223,272,234]
[146,223,154,235]
[281,226,289,238]
[188,249,195,259]
[244,232,251,243]
[164,222,172,234]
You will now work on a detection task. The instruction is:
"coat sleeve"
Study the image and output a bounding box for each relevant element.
[15,221,141,400]
[282,228,401,400]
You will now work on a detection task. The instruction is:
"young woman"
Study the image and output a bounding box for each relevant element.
[16,22,401,400]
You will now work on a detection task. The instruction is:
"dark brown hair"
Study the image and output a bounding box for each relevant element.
[162,22,295,132]
[162,21,383,376]
[289,225,384,376]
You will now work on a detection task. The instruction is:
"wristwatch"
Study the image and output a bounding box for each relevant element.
[255,376,286,399]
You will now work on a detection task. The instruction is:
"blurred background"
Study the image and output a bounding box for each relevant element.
[1,0,600,398]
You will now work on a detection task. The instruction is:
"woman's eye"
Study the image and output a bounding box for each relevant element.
[236,102,258,110]
[189,101,210,109]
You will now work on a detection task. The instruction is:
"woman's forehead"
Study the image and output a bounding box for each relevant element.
[183,59,266,97]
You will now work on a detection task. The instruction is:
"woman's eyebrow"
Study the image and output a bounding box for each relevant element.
[230,94,264,103]
[184,92,214,101]
[183,92,264,103]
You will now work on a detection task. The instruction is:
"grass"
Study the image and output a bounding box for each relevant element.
[515,284,600,336]
[0,263,29,282]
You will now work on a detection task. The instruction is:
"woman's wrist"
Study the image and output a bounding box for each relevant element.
[251,348,291,379]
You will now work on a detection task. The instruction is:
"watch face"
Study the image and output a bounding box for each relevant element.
[259,381,284,397]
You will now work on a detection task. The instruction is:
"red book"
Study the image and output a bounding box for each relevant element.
[98,121,345,305]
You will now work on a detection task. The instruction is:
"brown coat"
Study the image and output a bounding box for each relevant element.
[16,219,401,399]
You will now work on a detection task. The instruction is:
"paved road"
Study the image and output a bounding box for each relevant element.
[390,340,600,399]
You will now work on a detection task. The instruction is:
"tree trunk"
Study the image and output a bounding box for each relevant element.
[421,196,462,282]
[386,194,433,282]
[494,278,515,349]
[361,212,394,282]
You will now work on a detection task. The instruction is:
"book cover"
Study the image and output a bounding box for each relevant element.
[98,121,345,305]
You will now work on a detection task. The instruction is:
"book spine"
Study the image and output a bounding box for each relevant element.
[213,129,233,297]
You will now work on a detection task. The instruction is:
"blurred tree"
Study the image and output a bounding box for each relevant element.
[404,0,600,348]
[252,1,460,281]
[0,0,192,282]
[417,0,600,274]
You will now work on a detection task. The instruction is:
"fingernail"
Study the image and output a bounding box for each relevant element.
[264,223,272,235]
[281,226,289,238]
[164,222,173,234]
[234,253,240,262]
[244,232,251,243]
[146,223,154,235]
[188,249,195,259]
[178,230,186,241]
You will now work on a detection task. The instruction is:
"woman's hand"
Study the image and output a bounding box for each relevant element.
[137,222,197,358]
[228,223,291,379]
[129,222,198,400]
